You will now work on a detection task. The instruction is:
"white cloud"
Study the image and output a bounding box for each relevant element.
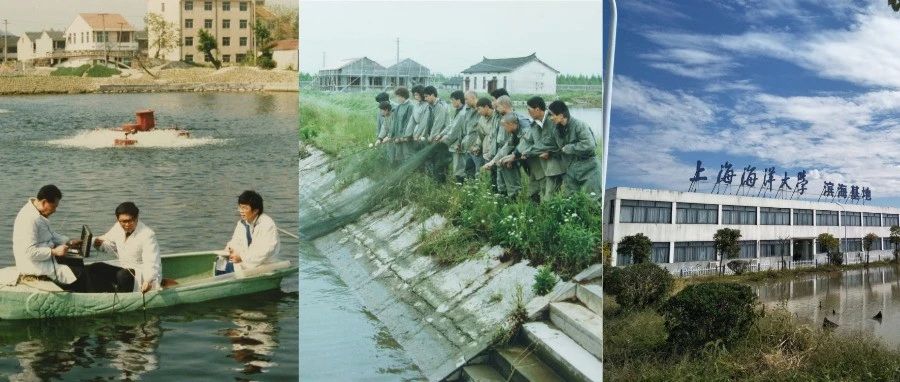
[610,78,900,197]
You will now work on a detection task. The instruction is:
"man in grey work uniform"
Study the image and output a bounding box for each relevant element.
[547,100,601,198]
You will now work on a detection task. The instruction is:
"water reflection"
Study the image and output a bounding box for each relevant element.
[222,309,279,375]
[0,290,295,380]
[752,265,900,348]
[2,314,161,381]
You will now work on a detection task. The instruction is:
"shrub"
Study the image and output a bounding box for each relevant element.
[257,55,276,69]
[532,265,557,296]
[50,64,90,77]
[84,64,120,77]
[827,251,844,266]
[555,223,598,276]
[661,282,759,349]
[417,227,482,265]
[727,259,750,275]
[617,233,652,264]
[615,262,673,310]
[604,266,623,295]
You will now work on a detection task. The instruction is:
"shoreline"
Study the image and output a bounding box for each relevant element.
[0,67,299,96]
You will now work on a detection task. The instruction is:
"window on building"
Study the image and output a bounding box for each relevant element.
[223,1,231,11]
[162,3,165,11]
[651,242,670,264]
[676,202,717,224]
[239,19,248,29]
[222,37,230,46]
[236,53,245,63]
[204,19,213,29]
[760,207,790,225]
[884,214,899,227]
[204,1,213,11]
[674,242,716,262]
[185,19,194,28]
[863,212,881,227]
[739,240,757,259]
[222,54,231,62]
[793,209,813,226]
[239,36,247,46]
[871,238,883,251]
[184,36,193,46]
[240,1,248,11]
[841,238,862,252]
[223,19,231,28]
[619,200,672,224]
[722,205,756,225]
[840,211,862,226]
[760,240,789,258]
[817,210,839,226]
[185,1,194,10]
[185,54,194,62]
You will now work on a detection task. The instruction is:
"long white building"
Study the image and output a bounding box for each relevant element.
[603,187,900,272]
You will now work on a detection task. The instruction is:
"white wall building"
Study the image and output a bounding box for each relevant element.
[460,53,558,95]
[270,38,297,70]
[15,32,42,62]
[64,13,137,53]
[604,187,900,273]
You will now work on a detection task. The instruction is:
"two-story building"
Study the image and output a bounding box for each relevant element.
[63,13,137,66]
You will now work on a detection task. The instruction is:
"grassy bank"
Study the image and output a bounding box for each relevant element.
[681,260,897,287]
[604,297,900,381]
[300,91,602,278]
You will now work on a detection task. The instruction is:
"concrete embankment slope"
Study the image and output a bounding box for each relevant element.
[300,147,542,381]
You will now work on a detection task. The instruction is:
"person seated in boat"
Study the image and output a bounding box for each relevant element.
[218,190,280,275]
[12,185,87,292]
[88,202,161,293]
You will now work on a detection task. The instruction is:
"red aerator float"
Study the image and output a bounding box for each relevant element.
[112,109,190,146]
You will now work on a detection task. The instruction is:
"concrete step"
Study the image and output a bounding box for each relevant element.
[576,283,602,315]
[493,345,565,382]
[523,322,602,382]
[549,302,602,360]
[461,364,506,382]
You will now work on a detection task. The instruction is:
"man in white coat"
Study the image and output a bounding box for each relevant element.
[90,202,161,293]
[219,190,280,275]
[12,184,86,291]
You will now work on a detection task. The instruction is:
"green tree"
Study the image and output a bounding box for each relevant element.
[818,233,841,265]
[145,13,180,59]
[254,20,272,57]
[891,0,899,11]
[617,233,652,264]
[714,228,742,274]
[890,225,900,263]
[863,233,879,266]
[197,29,221,69]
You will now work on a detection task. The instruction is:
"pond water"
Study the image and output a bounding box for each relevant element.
[752,265,900,349]
[0,92,299,380]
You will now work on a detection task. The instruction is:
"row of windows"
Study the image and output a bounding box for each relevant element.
[184,1,250,11]
[185,19,249,29]
[67,31,131,45]
[184,53,246,63]
[622,239,899,264]
[617,199,899,227]
[184,36,247,47]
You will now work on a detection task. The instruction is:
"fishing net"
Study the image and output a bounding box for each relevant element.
[299,142,442,241]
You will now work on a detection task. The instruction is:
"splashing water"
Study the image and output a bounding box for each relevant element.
[0,109,11,114]
[47,129,226,149]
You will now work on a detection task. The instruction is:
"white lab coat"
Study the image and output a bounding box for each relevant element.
[226,213,280,271]
[12,199,74,283]
[97,221,162,290]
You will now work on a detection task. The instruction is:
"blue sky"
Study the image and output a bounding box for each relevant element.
[605,0,900,208]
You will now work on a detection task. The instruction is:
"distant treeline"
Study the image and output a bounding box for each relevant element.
[556,74,602,85]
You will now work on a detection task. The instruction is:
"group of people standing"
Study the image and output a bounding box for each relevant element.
[373,86,601,202]
[11,185,281,293]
